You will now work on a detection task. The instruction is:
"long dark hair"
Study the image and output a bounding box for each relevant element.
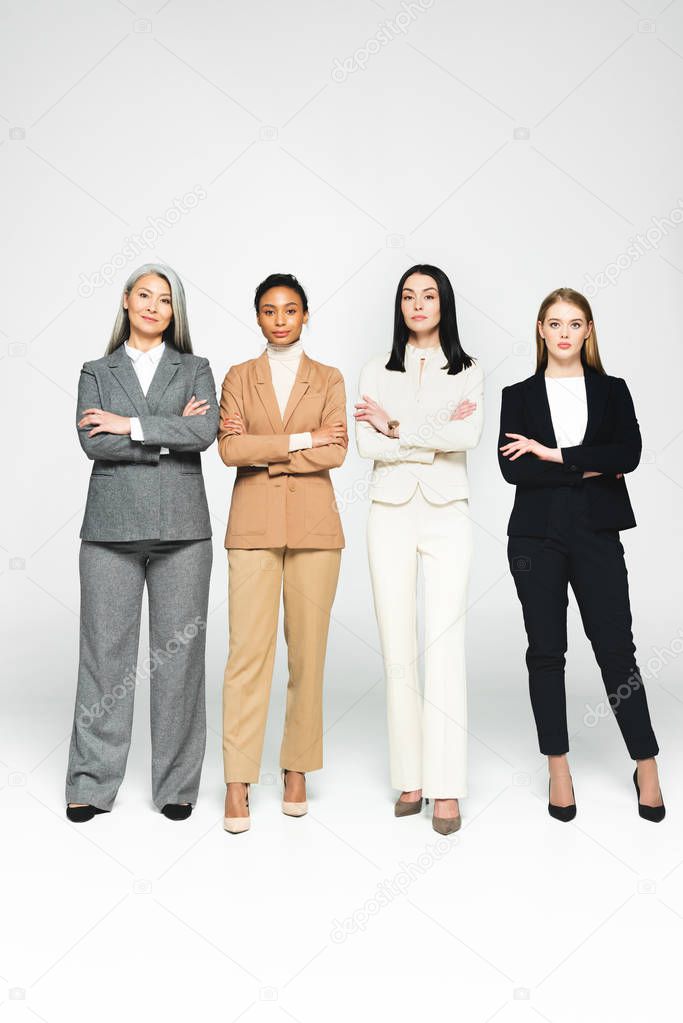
[385,264,474,374]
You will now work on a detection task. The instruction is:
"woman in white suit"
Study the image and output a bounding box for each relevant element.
[354,264,484,835]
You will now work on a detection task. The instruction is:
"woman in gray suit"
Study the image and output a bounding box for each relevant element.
[65,263,219,823]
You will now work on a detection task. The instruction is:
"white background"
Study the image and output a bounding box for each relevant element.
[2,1,683,1020]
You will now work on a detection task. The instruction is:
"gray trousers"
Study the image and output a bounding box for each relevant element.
[65,537,212,811]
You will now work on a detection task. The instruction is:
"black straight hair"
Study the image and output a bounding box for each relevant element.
[254,273,309,313]
[385,264,474,374]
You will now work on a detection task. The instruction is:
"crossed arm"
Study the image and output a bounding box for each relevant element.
[217,366,349,475]
[497,378,640,486]
[77,359,219,461]
[354,360,484,462]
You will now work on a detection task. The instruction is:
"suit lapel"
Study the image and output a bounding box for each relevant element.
[282,352,311,428]
[582,365,608,444]
[108,346,150,418]
[524,372,557,447]
[254,350,284,432]
[144,344,181,412]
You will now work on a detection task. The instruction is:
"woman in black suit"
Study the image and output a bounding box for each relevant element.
[498,287,664,822]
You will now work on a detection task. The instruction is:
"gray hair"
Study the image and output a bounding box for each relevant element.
[105,263,193,355]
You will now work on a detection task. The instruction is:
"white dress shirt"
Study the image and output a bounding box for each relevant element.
[544,375,587,447]
[125,341,169,454]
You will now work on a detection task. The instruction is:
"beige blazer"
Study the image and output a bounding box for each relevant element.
[218,350,347,549]
[355,352,484,504]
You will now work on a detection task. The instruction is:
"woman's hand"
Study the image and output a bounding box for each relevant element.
[499,433,561,462]
[312,422,348,448]
[221,411,245,436]
[183,395,209,417]
[354,394,393,435]
[450,399,477,421]
[79,408,131,437]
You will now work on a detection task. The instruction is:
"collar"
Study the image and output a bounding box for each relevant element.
[405,341,442,360]
[124,340,166,364]
[265,338,305,360]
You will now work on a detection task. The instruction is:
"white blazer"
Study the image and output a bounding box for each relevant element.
[355,349,484,504]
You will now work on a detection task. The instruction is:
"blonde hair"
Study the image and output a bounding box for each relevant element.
[535,287,604,373]
[105,263,193,355]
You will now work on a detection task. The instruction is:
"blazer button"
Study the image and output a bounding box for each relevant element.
[288,483,295,492]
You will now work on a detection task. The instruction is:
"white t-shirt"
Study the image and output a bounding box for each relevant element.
[544,375,587,448]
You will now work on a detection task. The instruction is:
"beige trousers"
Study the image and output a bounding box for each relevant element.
[222,547,342,783]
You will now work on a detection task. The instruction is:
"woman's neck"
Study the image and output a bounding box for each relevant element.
[545,354,584,378]
[407,328,440,350]
[266,337,303,358]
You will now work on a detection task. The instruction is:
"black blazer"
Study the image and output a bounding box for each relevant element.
[498,364,641,537]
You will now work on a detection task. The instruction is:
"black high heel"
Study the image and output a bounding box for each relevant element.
[548,776,576,822]
[633,767,665,823]
[66,804,109,823]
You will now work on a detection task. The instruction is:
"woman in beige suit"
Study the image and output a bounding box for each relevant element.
[218,274,348,833]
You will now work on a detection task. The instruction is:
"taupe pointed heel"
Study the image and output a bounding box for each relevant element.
[394,793,428,817]
[224,782,250,834]
[432,799,461,835]
[281,769,308,817]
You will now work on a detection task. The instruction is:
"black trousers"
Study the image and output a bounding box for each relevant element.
[507,483,659,760]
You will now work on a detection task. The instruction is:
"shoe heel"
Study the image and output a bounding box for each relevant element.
[224,783,250,834]
[547,775,576,822]
[282,769,308,817]
[633,767,665,823]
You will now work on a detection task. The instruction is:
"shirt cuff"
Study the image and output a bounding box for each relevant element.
[130,416,168,454]
[289,431,313,452]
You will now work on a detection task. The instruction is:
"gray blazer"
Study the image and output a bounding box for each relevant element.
[77,344,219,541]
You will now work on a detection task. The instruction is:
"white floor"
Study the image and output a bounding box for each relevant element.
[3,675,680,1023]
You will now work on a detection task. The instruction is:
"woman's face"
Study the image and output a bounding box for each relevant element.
[401,273,440,335]
[257,287,308,345]
[539,301,592,364]
[124,274,173,339]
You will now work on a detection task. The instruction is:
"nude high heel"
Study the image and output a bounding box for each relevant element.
[224,783,250,834]
[281,769,308,816]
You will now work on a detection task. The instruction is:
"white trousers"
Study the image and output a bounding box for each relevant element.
[367,485,473,798]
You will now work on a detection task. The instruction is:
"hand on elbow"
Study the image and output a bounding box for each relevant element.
[312,422,348,448]
[78,408,131,437]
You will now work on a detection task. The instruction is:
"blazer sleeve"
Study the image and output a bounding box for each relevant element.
[398,362,484,453]
[354,359,435,465]
[77,363,160,464]
[135,358,219,452]
[498,384,582,487]
[560,378,641,474]
[267,368,348,476]
[218,366,291,467]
